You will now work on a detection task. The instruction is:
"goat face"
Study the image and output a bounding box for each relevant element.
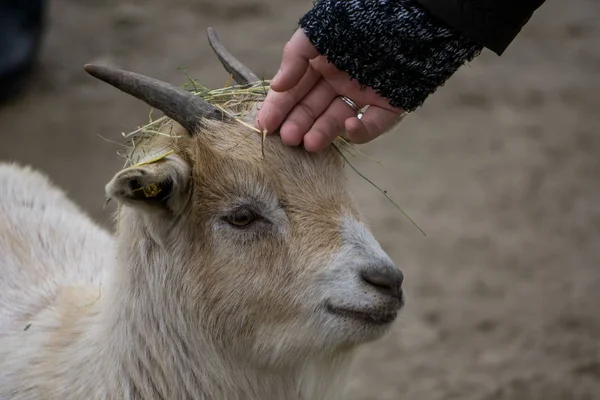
[91,29,404,368]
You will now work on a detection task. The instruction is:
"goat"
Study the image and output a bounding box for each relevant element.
[0,28,405,400]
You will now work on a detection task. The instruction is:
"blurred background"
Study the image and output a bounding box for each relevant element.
[1,0,599,399]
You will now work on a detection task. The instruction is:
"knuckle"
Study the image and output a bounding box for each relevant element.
[294,102,317,122]
[319,115,343,139]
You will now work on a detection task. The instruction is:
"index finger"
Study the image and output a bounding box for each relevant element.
[257,65,320,135]
[270,29,320,93]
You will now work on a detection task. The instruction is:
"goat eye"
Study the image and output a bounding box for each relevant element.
[226,209,257,227]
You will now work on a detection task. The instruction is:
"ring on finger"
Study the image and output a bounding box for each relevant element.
[338,95,365,118]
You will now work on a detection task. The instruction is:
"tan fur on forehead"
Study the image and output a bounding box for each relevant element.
[138,116,353,208]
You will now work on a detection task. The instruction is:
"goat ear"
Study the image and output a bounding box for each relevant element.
[105,153,190,213]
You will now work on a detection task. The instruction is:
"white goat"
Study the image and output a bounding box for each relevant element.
[0,28,404,400]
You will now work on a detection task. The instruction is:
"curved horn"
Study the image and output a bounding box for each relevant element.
[207,27,260,85]
[84,64,224,133]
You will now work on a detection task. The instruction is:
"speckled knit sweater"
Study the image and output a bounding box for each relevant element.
[298,0,544,111]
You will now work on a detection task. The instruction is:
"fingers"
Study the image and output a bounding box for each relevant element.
[303,97,361,153]
[345,106,406,144]
[256,65,320,135]
[256,28,406,151]
[270,29,320,93]
[279,79,338,146]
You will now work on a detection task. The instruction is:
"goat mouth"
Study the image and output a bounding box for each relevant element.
[325,302,399,325]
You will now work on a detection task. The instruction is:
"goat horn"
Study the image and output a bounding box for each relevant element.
[84,64,224,133]
[207,27,260,85]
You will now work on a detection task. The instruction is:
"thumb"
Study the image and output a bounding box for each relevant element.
[271,29,320,92]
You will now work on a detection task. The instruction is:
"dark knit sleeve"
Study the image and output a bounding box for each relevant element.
[299,0,484,112]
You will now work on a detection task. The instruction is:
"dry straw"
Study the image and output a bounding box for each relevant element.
[111,73,425,236]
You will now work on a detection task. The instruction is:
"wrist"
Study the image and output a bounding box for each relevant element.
[299,0,483,111]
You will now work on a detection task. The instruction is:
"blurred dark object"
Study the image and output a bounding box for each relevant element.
[0,0,47,103]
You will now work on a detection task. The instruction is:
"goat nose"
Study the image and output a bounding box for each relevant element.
[360,267,404,299]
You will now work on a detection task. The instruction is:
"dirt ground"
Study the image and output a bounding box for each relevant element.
[1,0,599,398]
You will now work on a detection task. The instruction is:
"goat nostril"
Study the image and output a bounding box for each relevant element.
[361,268,403,299]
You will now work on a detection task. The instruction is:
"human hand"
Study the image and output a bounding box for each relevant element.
[256,29,406,153]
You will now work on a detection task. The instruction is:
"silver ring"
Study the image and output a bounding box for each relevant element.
[339,96,362,114]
